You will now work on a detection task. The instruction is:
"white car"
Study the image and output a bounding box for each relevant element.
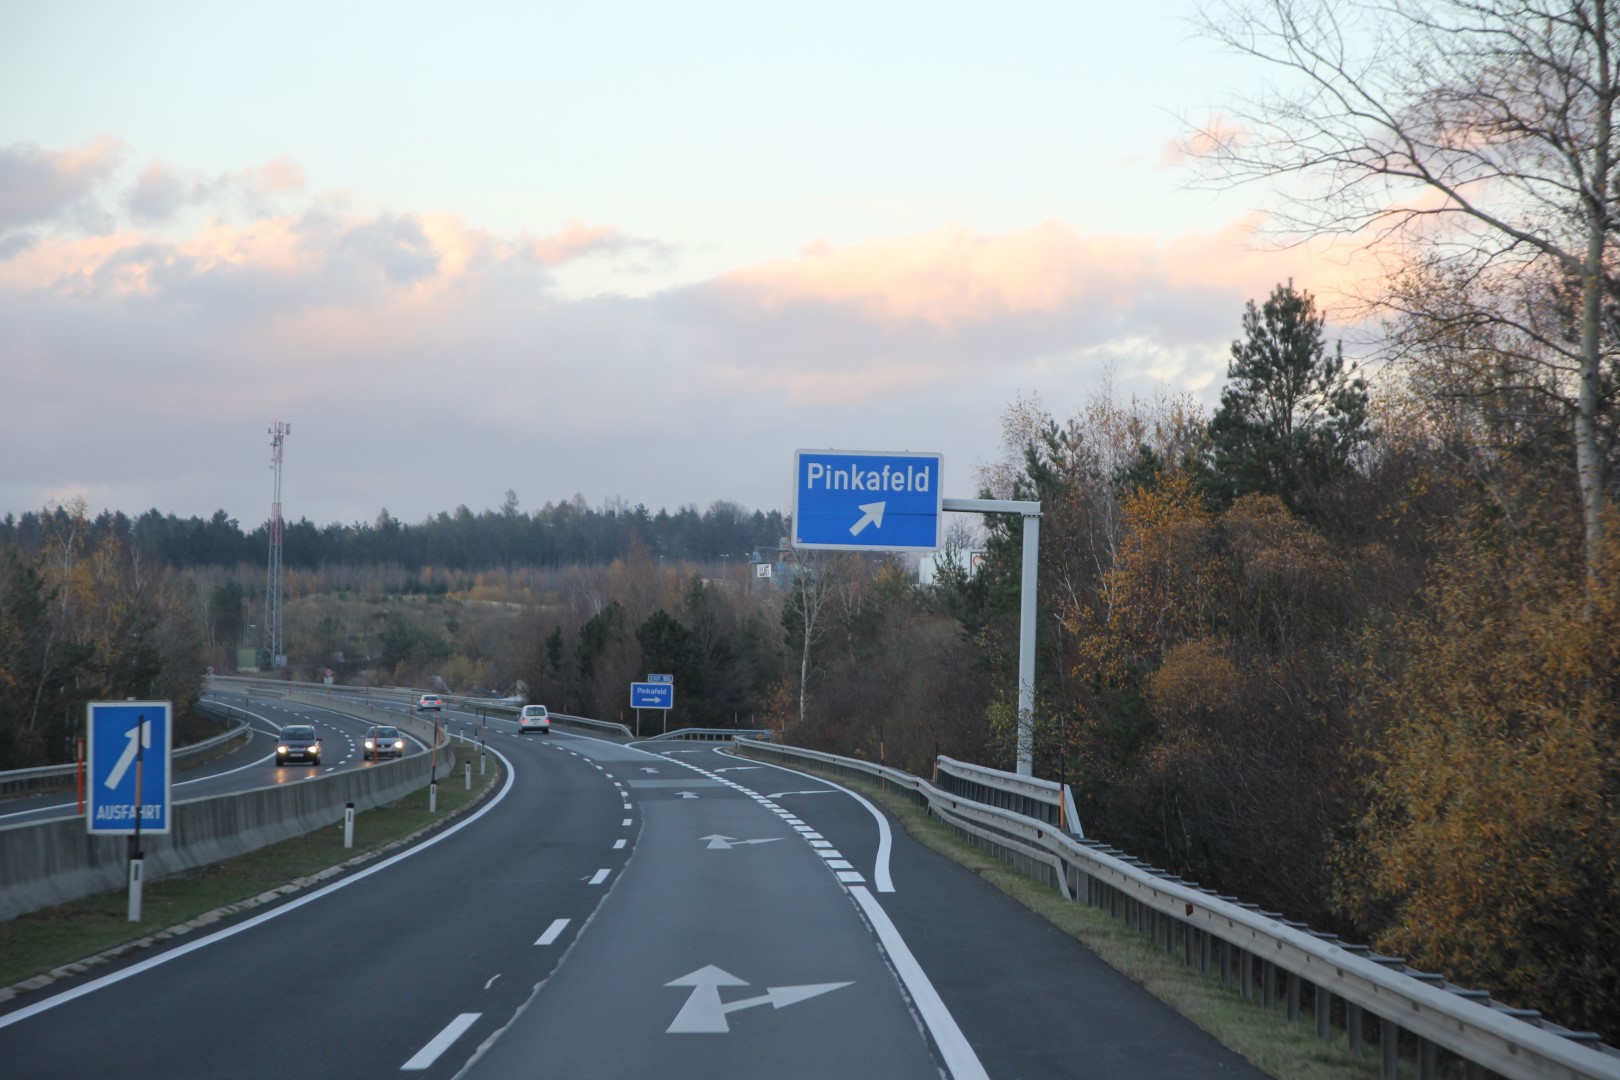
[518,705,551,734]
[417,694,443,711]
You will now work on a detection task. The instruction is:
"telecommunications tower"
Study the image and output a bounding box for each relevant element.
[264,420,290,669]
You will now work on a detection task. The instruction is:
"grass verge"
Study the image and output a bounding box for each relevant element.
[831,771,1406,1080]
[0,750,504,995]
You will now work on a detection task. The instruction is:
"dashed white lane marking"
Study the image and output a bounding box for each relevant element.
[621,818,632,827]
[660,755,876,891]
[401,1012,481,1071]
[589,868,611,885]
[613,839,626,849]
[536,918,570,946]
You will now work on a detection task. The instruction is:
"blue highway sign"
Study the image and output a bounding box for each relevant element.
[793,449,943,551]
[86,700,172,835]
[631,682,674,710]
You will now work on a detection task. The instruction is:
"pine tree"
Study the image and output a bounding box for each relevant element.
[1205,281,1368,517]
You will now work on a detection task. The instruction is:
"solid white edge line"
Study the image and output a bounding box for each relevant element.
[716,750,895,892]
[849,885,988,1080]
[401,1012,481,1070]
[0,743,518,1031]
[535,918,570,946]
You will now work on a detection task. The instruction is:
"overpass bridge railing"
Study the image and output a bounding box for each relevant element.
[732,738,1620,1080]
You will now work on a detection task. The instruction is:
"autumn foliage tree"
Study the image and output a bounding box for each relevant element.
[0,500,204,768]
[1341,511,1620,1036]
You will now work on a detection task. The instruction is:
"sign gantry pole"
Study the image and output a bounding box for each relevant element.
[940,498,1041,776]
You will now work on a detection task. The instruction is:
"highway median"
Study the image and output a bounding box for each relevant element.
[0,749,505,1002]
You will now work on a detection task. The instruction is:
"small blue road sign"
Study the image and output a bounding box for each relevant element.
[87,701,172,835]
[631,682,674,710]
[793,449,943,551]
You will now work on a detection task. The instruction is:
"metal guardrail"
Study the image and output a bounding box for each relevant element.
[642,727,774,742]
[934,754,1081,837]
[0,711,252,798]
[209,676,641,739]
[732,738,1620,1080]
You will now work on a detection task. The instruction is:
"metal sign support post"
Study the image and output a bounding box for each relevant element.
[127,714,147,922]
[942,498,1041,776]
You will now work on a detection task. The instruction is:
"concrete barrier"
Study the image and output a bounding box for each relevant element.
[0,697,455,922]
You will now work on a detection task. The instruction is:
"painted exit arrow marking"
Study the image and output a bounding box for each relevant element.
[766,790,834,799]
[849,500,886,536]
[702,834,783,850]
[665,964,852,1033]
[675,791,700,799]
[639,767,661,774]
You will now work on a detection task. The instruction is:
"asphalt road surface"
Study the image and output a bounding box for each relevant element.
[0,725,1269,1079]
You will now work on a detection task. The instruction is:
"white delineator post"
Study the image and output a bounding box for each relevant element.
[942,498,1042,777]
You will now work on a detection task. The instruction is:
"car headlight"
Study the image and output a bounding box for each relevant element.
[394,740,405,749]
[364,740,374,749]
[277,745,288,754]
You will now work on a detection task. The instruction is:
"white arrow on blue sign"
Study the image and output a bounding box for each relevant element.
[86,700,173,835]
[792,449,943,551]
[631,682,674,710]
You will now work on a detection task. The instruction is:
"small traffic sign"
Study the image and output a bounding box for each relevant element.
[648,673,674,683]
[87,701,172,835]
[631,682,674,710]
[792,449,942,551]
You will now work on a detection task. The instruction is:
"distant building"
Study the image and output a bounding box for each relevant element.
[749,537,797,590]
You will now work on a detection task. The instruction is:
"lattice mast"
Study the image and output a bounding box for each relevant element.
[264,421,290,668]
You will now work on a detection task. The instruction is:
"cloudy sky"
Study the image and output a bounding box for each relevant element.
[0,1,1366,529]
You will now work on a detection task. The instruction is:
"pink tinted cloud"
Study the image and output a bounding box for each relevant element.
[1162,115,1249,168]
[718,217,1368,332]
[240,155,307,195]
[525,220,626,266]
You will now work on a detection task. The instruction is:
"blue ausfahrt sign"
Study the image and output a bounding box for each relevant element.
[86,701,172,835]
[793,449,943,551]
[631,682,674,709]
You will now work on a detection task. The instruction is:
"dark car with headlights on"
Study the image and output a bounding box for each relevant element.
[364,725,406,760]
[276,725,322,767]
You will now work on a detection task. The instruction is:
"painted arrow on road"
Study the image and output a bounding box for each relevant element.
[711,766,759,773]
[674,791,700,799]
[765,790,834,799]
[638,767,661,774]
[849,500,886,536]
[701,834,783,850]
[665,965,852,1033]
